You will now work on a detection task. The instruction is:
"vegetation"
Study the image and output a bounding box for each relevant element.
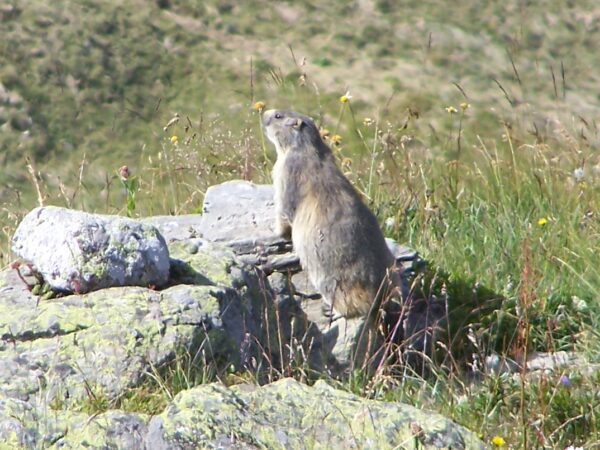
[2,0,599,448]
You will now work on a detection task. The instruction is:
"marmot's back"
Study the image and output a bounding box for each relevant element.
[263,109,400,318]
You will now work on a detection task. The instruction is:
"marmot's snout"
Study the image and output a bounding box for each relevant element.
[261,109,273,127]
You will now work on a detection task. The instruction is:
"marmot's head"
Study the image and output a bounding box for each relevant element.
[262,109,327,157]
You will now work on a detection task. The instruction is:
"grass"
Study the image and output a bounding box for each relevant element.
[337,92,600,448]
[2,0,600,448]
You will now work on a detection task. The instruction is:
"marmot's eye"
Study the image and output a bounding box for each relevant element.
[274,113,282,119]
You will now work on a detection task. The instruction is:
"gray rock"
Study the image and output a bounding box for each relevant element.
[53,411,149,449]
[0,396,46,448]
[0,238,268,406]
[401,295,447,366]
[300,298,384,375]
[0,395,149,449]
[141,214,204,242]
[5,182,429,382]
[484,351,598,378]
[484,353,519,375]
[0,379,485,449]
[145,378,485,449]
[199,180,277,241]
[526,351,583,372]
[12,206,170,294]
[385,237,419,262]
[143,181,278,244]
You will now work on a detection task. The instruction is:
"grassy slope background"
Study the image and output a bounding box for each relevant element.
[2,0,598,212]
[2,0,600,447]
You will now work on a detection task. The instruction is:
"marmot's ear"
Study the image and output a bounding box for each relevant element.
[284,117,303,129]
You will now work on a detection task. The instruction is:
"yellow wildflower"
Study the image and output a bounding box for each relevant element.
[363,117,374,126]
[460,102,470,111]
[252,101,266,111]
[340,91,352,103]
[491,436,506,447]
[170,135,178,144]
[538,217,548,227]
[330,134,342,146]
[445,106,458,114]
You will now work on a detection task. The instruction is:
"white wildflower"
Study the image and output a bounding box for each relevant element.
[571,296,588,313]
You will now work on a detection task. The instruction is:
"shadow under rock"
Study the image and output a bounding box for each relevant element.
[168,258,215,287]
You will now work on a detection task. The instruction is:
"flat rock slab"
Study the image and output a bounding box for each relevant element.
[199,180,277,241]
[12,206,170,293]
[141,214,204,243]
[143,181,276,243]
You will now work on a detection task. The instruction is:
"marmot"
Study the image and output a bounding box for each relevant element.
[262,109,402,318]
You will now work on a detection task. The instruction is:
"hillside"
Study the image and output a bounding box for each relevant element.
[2,0,599,210]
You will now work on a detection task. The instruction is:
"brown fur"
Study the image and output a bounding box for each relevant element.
[263,109,402,318]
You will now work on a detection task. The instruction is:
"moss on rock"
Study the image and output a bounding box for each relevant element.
[147,378,485,449]
[168,239,237,287]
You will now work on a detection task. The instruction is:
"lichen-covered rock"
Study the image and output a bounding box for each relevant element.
[0,284,211,404]
[53,410,149,449]
[168,238,238,288]
[12,206,170,293]
[0,394,148,449]
[0,242,266,406]
[0,379,485,449]
[150,181,435,376]
[145,378,485,449]
[3,182,433,391]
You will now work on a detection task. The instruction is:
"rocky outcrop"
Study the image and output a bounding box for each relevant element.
[0,180,478,449]
[0,239,266,407]
[0,379,484,449]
